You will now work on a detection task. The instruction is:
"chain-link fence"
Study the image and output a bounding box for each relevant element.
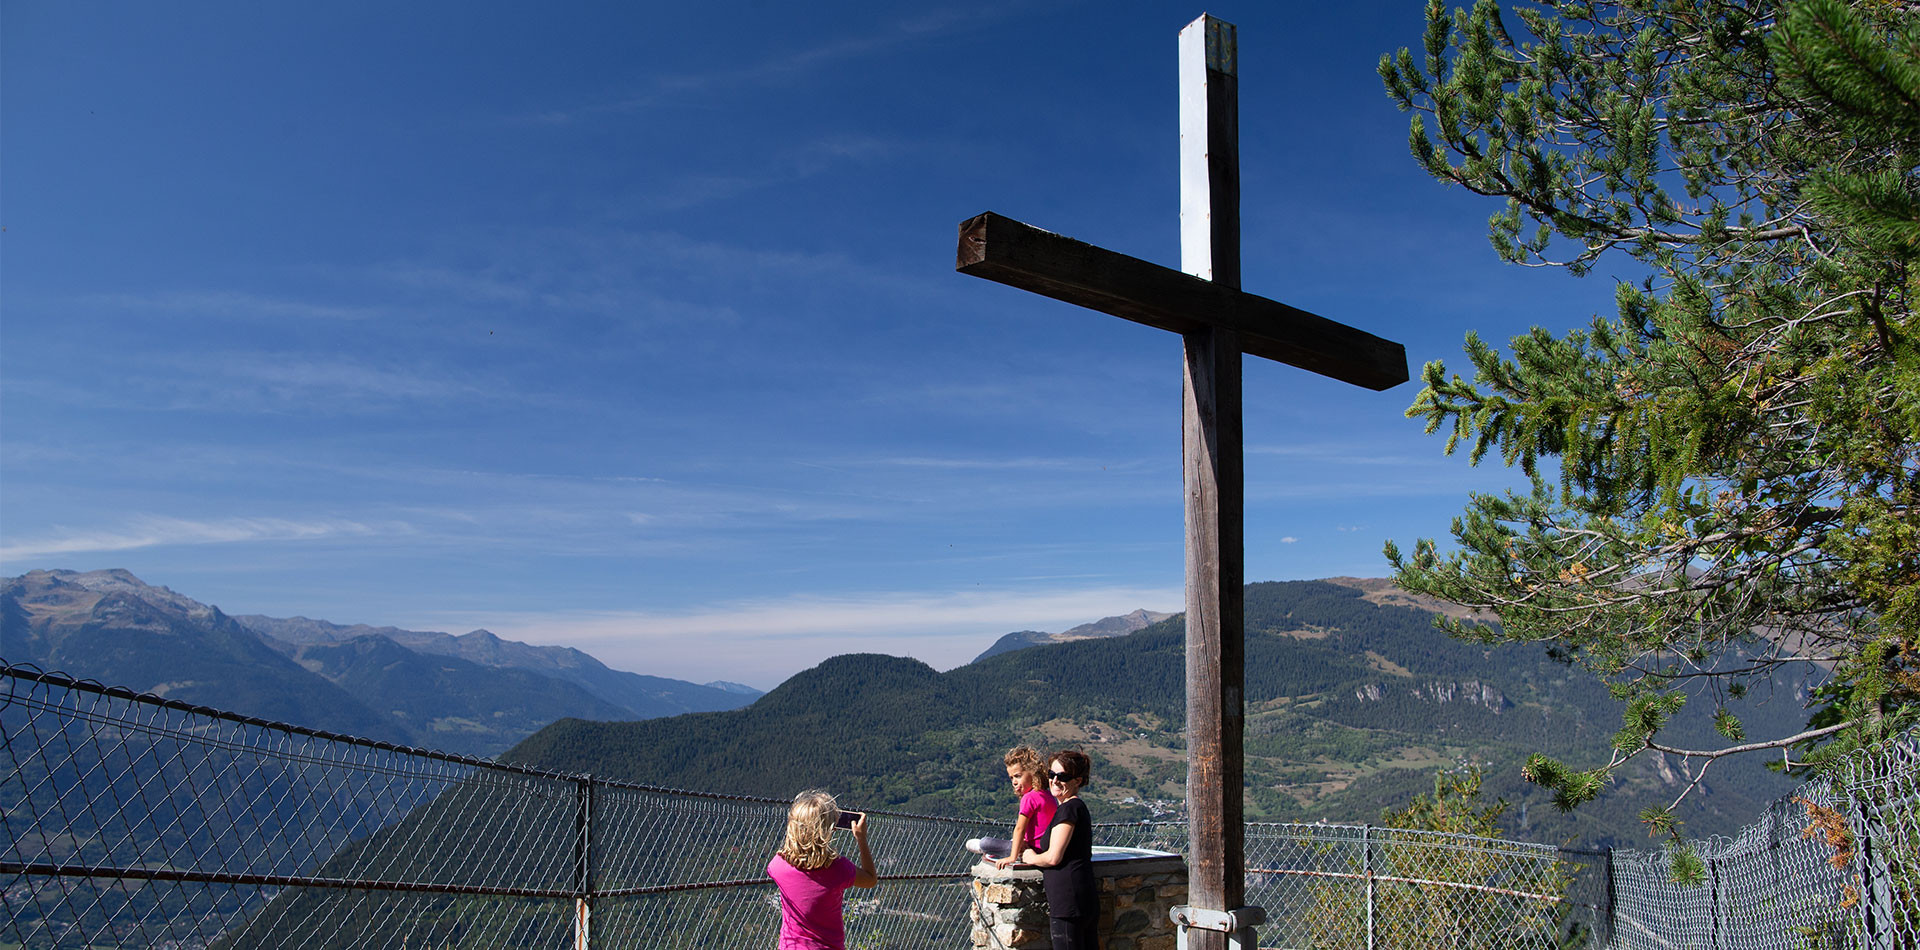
[4,660,1916,949]
[1094,822,1600,949]
[1605,729,1919,950]
[2,662,997,949]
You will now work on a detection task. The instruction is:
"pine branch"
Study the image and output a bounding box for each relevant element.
[1641,720,1856,759]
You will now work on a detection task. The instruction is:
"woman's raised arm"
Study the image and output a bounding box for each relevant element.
[850,813,878,888]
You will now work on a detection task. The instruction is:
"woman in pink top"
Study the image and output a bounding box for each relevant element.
[766,789,878,950]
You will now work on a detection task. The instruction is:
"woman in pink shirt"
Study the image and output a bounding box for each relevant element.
[766,790,878,950]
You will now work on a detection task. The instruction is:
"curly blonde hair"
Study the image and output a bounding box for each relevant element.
[1004,745,1045,789]
[778,789,841,870]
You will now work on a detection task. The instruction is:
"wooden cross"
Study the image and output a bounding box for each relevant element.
[955,16,1407,949]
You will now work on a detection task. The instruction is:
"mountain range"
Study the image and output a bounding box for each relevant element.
[503,579,1814,848]
[1,569,760,756]
[972,607,1175,662]
[2,569,1814,847]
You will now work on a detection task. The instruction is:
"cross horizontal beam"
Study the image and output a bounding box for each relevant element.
[956,212,1408,391]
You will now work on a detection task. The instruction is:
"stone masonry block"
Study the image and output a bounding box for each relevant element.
[1007,926,1049,949]
[1111,909,1151,935]
[1000,904,1049,928]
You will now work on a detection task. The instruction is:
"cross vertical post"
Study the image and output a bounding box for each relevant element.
[1179,15,1246,950]
[954,13,1407,950]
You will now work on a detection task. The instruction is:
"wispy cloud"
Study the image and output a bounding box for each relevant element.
[1246,442,1421,466]
[77,290,380,322]
[433,582,1181,688]
[626,136,900,212]
[874,456,1081,471]
[372,224,913,318]
[521,9,1002,125]
[1239,437,1536,503]
[0,516,401,562]
[374,259,741,324]
[47,352,493,415]
[216,355,483,403]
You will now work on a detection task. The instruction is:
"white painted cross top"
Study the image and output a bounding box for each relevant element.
[954,15,1408,950]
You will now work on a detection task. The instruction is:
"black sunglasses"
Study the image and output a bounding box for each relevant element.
[1048,771,1074,783]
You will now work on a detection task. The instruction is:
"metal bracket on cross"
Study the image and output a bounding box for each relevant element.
[1171,904,1265,950]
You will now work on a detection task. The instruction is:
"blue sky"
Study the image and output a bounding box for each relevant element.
[2,1,1619,690]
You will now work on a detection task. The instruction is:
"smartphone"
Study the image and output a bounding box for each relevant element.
[835,810,863,829]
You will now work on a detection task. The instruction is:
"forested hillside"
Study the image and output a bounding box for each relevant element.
[506,580,1812,847]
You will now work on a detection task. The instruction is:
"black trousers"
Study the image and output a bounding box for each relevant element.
[1049,914,1099,950]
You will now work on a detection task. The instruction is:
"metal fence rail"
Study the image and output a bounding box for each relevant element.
[4,660,1916,949]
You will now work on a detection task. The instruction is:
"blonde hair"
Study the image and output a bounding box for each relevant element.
[778,789,841,870]
[1004,745,1045,788]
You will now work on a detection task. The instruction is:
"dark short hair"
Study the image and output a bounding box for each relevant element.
[1049,749,1091,785]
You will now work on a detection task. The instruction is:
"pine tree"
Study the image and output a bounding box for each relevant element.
[1379,0,1920,859]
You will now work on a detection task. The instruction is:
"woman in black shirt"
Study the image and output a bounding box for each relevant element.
[1020,749,1097,950]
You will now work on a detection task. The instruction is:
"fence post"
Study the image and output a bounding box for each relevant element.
[575,776,594,950]
[1362,824,1375,950]
[1602,848,1616,949]
[1855,790,1893,949]
[1707,853,1721,950]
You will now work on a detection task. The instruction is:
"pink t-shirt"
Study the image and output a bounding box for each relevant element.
[1019,789,1057,852]
[768,853,858,950]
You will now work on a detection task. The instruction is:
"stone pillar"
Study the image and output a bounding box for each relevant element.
[968,854,1187,950]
